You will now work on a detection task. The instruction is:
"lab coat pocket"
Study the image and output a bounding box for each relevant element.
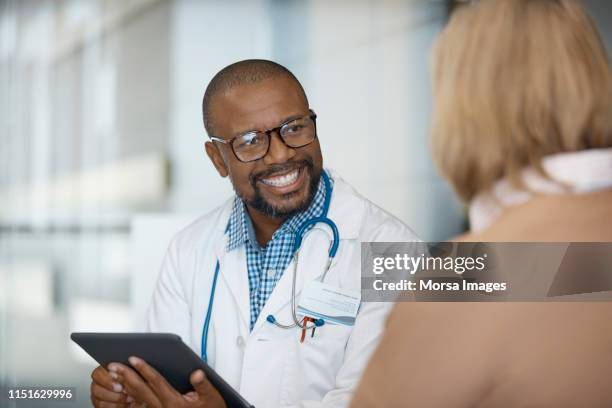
[313,322,352,340]
[279,323,351,406]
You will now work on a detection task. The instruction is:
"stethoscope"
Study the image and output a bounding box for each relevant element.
[201,171,339,362]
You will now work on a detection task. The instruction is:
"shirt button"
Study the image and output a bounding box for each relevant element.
[236,336,245,348]
[267,269,276,279]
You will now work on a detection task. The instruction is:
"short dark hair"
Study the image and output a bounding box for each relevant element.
[202,59,308,136]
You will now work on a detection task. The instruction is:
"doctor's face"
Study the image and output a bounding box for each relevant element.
[205,76,323,219]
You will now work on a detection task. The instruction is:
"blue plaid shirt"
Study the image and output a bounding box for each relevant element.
[225,171,332,330]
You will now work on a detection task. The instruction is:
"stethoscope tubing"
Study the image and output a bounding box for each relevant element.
[201,171,337,361]
[201,261,220,362]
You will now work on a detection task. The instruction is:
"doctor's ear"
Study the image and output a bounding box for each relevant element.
[205,141,229,178]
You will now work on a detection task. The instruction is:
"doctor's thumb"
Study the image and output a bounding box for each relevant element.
[190,370,207,391]
[190,371,217,395]
[190,370,227,407]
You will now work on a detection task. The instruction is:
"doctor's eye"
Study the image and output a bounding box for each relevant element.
[235,132,265,149]
[282,123,306,135]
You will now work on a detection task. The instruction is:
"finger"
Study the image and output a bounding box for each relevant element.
[110,362,162,408]
[183,391,198,403]
[92,398,128,408]
[92,365,124,393]
[190,370,215,397]
[102,374,135,404]
[190,370,226,407]
[91,383,129,404]
[129,356,180,406]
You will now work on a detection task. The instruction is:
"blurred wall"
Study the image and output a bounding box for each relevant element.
[167,0,463,240]
[586,0,612,53]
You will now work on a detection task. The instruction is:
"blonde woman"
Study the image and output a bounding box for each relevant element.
[352,0,612,406]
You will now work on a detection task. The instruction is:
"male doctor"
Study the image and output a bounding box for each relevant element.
[90,59,418,408]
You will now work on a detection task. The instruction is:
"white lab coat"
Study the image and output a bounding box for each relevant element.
[145,170,419,407]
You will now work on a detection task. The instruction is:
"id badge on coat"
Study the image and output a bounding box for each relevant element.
[297,281,361,326]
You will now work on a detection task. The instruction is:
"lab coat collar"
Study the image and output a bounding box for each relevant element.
[319,169,363,240]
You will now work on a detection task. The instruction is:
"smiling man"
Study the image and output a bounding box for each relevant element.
[89,59,418,408]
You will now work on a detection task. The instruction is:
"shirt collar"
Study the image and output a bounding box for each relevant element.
[226,170,331,251]
[226,197,250,251]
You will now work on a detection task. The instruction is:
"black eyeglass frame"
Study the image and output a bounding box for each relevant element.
[208,109,318,163]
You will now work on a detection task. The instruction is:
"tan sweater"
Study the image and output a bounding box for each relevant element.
[351,190,612,408]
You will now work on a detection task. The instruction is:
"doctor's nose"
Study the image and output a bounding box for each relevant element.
[263,131,296,165]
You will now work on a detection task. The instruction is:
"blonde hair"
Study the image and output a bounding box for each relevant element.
[431,0,612,203]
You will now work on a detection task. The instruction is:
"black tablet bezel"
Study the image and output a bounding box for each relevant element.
[71,332,253,408]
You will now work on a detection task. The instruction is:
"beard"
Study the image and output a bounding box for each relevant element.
[241,159,321,219]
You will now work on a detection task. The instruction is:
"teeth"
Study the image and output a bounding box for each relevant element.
[261,169,299,187]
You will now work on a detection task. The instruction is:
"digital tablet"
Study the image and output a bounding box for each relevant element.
[71,332,254,408]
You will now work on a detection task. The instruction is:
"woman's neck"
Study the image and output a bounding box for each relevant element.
[460,189,612,242]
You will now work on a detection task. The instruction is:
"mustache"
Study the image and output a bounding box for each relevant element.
[250,160,312,184]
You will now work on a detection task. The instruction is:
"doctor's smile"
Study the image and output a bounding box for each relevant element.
[252,160,316,210]
[256,163,306,191]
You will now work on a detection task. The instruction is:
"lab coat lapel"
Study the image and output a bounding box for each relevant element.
[212,236,250,330]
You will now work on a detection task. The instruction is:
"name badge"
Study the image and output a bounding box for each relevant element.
[297,281,361,326]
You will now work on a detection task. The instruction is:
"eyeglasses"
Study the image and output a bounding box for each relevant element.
[209,110,317,163]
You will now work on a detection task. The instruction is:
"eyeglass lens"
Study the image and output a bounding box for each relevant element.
[232,115,316,162]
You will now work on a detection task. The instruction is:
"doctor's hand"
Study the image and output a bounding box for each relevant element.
[106,356,227,408]
[90,365,134,407]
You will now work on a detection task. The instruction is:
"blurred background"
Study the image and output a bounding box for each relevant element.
[0,0,610,406]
